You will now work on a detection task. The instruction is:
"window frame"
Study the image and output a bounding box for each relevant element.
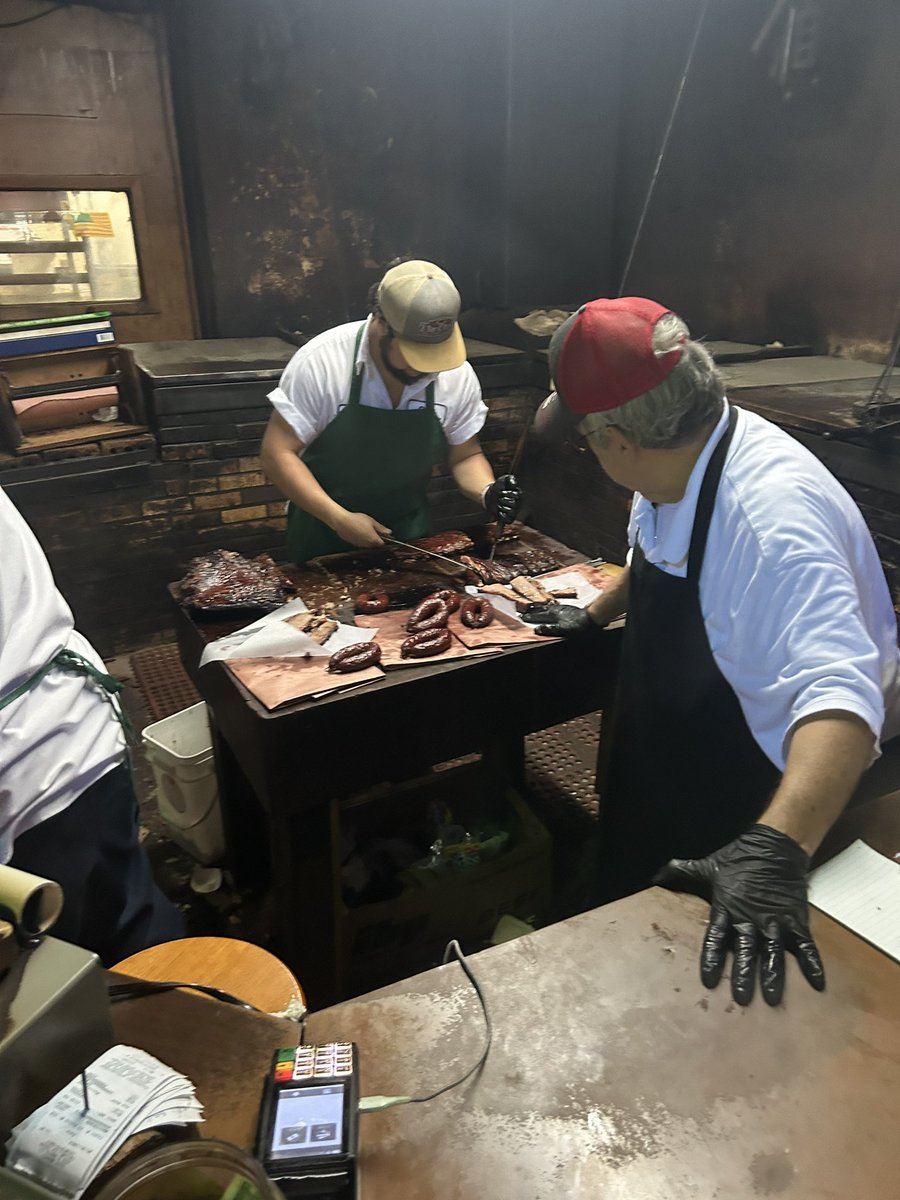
[0,174,153,320]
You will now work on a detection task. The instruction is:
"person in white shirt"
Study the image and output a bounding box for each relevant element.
[261,259,523,562]
[526,297,900,1007]
[1,486,184,964]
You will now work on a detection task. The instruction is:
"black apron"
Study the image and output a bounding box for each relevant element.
[597,405,781,903]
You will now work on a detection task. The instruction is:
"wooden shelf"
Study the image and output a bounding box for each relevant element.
[14,421,148,455]
[0,344,146,454]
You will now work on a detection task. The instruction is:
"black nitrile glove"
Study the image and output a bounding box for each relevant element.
[653,824,825,1007]
[519,602,601,639]
[483,474,524,524]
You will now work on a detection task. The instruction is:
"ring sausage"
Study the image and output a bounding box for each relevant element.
[400,627,453,658]
[328,641,382,673]
[429,588,461,614]
[406,596,451,633]
[459,596,494,629]
[355,592,390,614]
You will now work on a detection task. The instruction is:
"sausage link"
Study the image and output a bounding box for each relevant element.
[328,641,382,673]
[406,596,451,633]
[429,588,461,614]
[355,592,390,614]
[459,596,494,629]
[400,627,453,658]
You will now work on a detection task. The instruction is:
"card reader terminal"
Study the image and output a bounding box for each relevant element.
[256,1043,359,1198]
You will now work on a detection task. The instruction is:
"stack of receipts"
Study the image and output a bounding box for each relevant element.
[5,1044,203,1198]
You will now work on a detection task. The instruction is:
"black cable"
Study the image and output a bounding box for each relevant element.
[108,978,261,1013]
[110,942,491,1108]
[0,2,67,28]
[617,0,713,296]
[406,939,493,1105]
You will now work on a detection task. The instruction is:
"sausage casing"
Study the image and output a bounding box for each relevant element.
[459,596,494,629]
[429,588,461,614]
[328,641,382,673]
[355,592,390,614]
[406,596,451,633]
[400,627,453,658]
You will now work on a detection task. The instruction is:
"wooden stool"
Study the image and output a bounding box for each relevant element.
[113,936,306,1014]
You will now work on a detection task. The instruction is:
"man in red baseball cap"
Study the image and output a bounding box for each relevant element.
[526,297,900,1008]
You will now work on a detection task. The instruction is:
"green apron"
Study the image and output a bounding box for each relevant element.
[286,323,447,563]
[0,648,135,743]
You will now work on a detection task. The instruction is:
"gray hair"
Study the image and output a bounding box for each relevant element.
[579,313,725,449]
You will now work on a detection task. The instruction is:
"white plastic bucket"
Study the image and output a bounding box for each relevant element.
[141,702,225,865]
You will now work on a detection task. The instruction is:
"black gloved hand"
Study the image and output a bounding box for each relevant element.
[519,602,601,639]
[653,824,825,1007]
[483,474,524,524]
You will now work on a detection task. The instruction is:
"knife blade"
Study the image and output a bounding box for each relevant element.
[382,536,466,570]
[487,423,531,562]
[487,522,506,563]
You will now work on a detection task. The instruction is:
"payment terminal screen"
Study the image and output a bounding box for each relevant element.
[268,1084,345,1160]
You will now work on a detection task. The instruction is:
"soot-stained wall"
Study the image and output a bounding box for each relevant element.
[166,0,620,339]
[168,1,898,357]
[612,0,900,358]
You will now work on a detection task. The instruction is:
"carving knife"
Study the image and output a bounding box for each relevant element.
[382,536,467,571]
[488,422,531,562]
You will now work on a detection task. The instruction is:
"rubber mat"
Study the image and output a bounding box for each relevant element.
[524,712,602,826]
[130,643,201,723]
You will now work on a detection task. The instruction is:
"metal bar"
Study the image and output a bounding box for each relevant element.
[0,273,90,285]
[617,0,713,296]
[0,241,89,254]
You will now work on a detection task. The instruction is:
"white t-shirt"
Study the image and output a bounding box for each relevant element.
[627,402,900,770]
[0,487,125,864]
[268,317,488,448]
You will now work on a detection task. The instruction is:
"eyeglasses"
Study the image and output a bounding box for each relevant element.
[576,410,611,439]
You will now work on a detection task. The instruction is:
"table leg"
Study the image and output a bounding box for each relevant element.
[209,717,270,891]
[482,734,526,790]
[267,800,344,1008]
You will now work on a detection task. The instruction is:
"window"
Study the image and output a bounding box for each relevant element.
[0,189,141,306]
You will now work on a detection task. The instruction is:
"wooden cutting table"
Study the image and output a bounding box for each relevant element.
[305,881,900,1199]
[171,530,622,1006]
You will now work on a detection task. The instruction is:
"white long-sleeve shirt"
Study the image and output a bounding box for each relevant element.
[0,487,125,863]
[627,402,900,770]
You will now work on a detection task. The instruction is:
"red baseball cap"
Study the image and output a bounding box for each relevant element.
[533,297,684,438]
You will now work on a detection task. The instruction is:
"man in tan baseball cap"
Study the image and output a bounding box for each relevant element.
[261,258,523,562]
[375,260,467,374]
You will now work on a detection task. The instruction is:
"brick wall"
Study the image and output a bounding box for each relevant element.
[1,438,287,656]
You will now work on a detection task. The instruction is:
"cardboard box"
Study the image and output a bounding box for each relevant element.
[339,762,552,989]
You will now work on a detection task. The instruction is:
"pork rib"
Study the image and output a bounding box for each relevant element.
[178,549,291,611]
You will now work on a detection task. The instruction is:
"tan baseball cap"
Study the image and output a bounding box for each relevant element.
[376,260,466,373]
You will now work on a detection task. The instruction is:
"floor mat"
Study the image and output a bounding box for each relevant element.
[130,644,200,722]
[525,713,600,824]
